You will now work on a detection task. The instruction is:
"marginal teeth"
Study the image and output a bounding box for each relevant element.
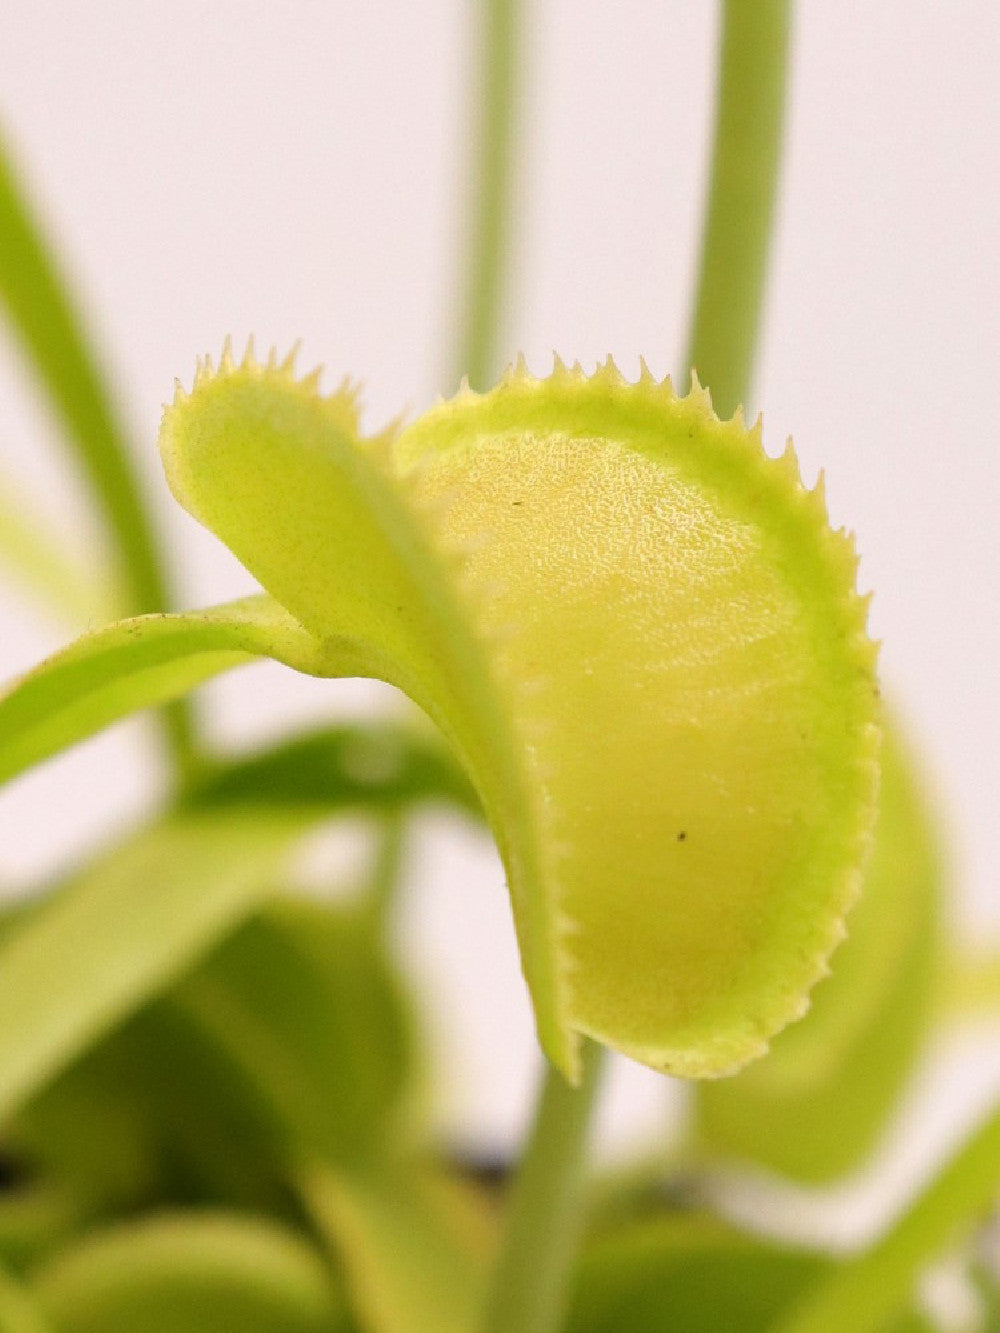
[241,335,258,370]
[500,353,531,387]
[594,355,625,387]
[686,369,714,412]
[220,335,235,373]
[780,439,801,485]
[811,470,828,518]
[279,342,301,377]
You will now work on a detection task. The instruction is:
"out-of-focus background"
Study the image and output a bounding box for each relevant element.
[0,3,998,1238]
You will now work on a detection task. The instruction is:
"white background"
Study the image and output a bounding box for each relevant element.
[0,4,998,1234]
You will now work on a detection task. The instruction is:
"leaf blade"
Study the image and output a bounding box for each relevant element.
[300,1158,489,1333]
[33,1211,349,1333]
[0,811,314,1121]
[0,594,355,787]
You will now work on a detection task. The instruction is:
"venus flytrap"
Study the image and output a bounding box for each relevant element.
[0,3,980,1328]
[0,342,882,1325]
[155,343,880,1082]
[0,342,881,1097]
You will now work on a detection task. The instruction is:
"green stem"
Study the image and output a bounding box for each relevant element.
[363,810,408,931]
[0,133,197,776]
[452,0,520,391]
[683,0,792,419]
[776,1107,1000,1333]
[479,1042,605,1333]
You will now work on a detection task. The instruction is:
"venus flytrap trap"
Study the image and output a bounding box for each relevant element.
[159,341,879,1083]
[2,343,881,1080]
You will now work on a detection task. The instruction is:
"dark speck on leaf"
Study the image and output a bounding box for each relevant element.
[677,831,686,842]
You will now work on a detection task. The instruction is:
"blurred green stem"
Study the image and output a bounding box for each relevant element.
[0,134,197,777]
[776,1106,1000,1333]
[364,810,407,932]
[453,0,520,391]
[683,0,792,418]
[479,1043,605,1333]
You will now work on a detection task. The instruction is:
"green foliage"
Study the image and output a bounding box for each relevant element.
[33,1213,351,1333]
[0,814,315,1122]
[0,2,986,1331]
[302,1159,489,1333]
[566,1217,833,1333]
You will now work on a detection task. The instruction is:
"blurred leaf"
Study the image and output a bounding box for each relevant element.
[566,1214,936,1333]
[185,721,479,821]
[0,133,166,622]
[775,1107,1000,1333]
[0,470,111,629]
[0,1185,87,1276]
[4,1027,157,1220]
[6,891,420,1227]
[565,1215,831,1333]
[0,811,312,1122]
[695,718,942,1181]
[0,1261,49,1333]
[969,1263,1000,1331]
[0,131,198,768]
[45,999,297,1219]
[32,1211,350,1333]
[0,594,350,787]
[171,895,418,1163]
[300,1157,490,1333]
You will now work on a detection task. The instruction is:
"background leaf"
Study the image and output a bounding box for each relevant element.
[565,1216,830,1333]
[32,1211,351,1333]
[0,811,314,1123]
[565,1214,933,1333]
[0,133,166,623]
[184,720,479,821]
[0,1260,50,1333]
[0,469,111,629]
[301,1157,491,1333]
